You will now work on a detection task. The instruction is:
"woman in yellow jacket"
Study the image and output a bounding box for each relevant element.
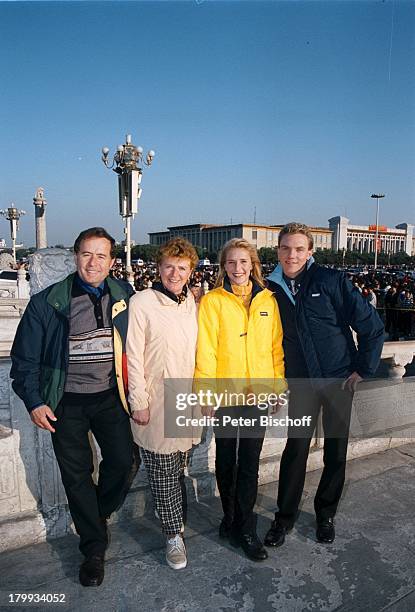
[195,238,285,561]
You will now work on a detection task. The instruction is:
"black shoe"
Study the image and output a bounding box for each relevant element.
[79,554,105,587]
[231,532,268,561]
[316,518,335,544]
[219,517,233,539]
[264,519,292,548]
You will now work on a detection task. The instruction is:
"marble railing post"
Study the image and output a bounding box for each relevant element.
[17,269,30,299]
[381,341,415,380]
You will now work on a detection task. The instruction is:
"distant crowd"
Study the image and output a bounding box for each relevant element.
[111,261,219,293]
[346,268,415,340]
[109,260,415,340]
[6,256,414,340]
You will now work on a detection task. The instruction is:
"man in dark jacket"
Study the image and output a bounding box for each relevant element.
[11,227,138,587]
[265,222,384,547]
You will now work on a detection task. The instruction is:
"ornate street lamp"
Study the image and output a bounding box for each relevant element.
[101,134,155,280]
[0,205,26,264]
[371,193,385,270]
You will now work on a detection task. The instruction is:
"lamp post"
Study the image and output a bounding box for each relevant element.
[371,193,385,270]
[0,205,26,265]
[101,134,155,281]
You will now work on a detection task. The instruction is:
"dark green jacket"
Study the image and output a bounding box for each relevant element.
[10,273,134,413]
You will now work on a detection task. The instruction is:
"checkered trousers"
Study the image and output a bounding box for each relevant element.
[141,449,187,537]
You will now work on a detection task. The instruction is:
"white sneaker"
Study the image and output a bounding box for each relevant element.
[166,534,187,570]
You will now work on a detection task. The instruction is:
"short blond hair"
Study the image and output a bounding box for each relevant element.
[156,237,199,269]
[278,222,314,250]
[215,238,264,288]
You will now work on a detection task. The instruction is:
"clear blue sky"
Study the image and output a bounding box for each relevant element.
[0,0,414,248]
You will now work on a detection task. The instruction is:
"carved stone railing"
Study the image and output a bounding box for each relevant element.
[0,300,29,359]
[382,340,415,379]
[0,298,28,318]
[0,312,414,552]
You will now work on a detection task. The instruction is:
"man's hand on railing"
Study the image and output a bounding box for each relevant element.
[342,371,363,393]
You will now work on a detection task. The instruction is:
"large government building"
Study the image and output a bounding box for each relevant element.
[328,217,415,256]
[149,217,415,256]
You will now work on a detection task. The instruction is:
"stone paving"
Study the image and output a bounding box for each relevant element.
[1,443,415,612]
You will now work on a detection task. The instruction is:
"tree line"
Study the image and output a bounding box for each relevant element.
[13,244,415,267]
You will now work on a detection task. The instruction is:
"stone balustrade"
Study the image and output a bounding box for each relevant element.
[0,299,414,553]
[381,340,415,379]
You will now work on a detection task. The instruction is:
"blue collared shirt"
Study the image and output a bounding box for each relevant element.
[75,273,105,298]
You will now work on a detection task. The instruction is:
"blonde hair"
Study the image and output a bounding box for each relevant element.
[278,222,314,249]
[215,238,264,288]
[156,237,199,269]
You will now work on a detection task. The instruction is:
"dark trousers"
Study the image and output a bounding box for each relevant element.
[277,381,353,527]
[400,310,413,337]
[385,307,397,336]
[214,407,266,534]
[52,388,136,557]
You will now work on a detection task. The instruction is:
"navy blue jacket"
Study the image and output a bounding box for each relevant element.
[268,261,385,380]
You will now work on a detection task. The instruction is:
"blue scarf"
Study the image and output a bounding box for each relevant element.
[75,273,105,299]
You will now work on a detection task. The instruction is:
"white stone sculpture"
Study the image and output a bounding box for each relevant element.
[0,252,14,270]
[29,248,76,296]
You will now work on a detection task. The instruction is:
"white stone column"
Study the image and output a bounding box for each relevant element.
[17,268,30,299]
[33,187,47,250]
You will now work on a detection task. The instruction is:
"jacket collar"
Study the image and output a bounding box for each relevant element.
[74,272,105,298]
[152,281,188,304]
[223,274,263,300]
[267,257,316,305]
[47,272,130,314]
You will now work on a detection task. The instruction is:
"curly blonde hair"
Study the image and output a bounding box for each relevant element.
[156,237,199,269]
[215,238,264,288]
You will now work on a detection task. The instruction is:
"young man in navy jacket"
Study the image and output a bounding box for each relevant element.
[265,222,384,546]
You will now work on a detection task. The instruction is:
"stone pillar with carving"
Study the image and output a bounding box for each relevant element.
[26,249,77,535]
[29,248,76,296]
[0,356,42,551]
[0,249,77,551]
[17,268,29,299]
[33,187,47,250]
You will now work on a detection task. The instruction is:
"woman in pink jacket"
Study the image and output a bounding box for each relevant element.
[126,238,199,571]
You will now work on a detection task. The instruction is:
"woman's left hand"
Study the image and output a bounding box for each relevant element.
[201,406,216,418]
[132,408,150,425]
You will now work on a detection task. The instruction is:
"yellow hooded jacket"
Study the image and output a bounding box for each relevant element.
[195,280,285,397]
